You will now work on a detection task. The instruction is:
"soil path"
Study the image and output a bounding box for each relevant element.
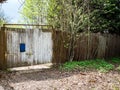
[0,66,120,90]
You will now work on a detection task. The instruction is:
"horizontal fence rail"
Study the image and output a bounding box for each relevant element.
[2,24,53,30]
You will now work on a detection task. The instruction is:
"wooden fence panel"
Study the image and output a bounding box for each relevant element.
[105,34,120,58]
[52,31,70,64]
[5,28,53,68]
[53,31,120,63]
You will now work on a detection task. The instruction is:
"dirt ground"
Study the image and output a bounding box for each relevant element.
[0,67,120,90]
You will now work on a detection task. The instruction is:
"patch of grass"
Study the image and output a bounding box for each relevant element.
[108,57,120,71]
[112,85,119,90]
[60,59,114,72]
[116,66,120,70]
[111,57,120,64]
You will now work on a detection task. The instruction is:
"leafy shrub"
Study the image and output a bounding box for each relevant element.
[111,57,120,64]
[60,59,114,72]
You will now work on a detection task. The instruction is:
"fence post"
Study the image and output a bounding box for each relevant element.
[0,27,7,70]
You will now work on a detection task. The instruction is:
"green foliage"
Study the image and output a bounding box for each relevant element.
[21,0,120,34]
[47,0,61,28]
[60,59,114,72]
[47,0,120,34]
[108,57,120,71]
[47,0,83,31]
[111,57,120,64]
[21,0,48,24]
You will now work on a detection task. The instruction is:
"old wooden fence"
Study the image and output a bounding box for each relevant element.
[52,31,120,63]
[0,25,120,69]
[0,24,53,69]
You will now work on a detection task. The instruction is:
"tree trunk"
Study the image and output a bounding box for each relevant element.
[68,32,75,62]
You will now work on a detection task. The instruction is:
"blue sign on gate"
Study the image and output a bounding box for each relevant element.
[20,43,26,52]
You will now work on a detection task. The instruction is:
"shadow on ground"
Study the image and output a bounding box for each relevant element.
[0,64,82,84]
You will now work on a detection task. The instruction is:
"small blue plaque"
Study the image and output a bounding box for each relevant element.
[20,43,25,52]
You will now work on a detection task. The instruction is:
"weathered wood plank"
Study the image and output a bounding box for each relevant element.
[0,27,7,70]
[6,28,53,68]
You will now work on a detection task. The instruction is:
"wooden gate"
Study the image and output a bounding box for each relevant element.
[4,26,53,68]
